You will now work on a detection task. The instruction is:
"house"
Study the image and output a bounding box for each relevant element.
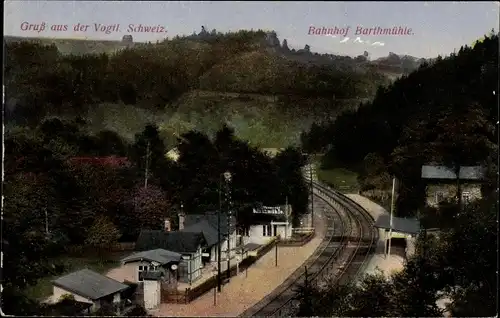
[135,230,205,284]
[119,249,182,285]
[260,148,284,158]
[179,212,238,266]
[51,269,130,313]
[165,147,180,162]
[421,165,485,207]
[241,205,293,245]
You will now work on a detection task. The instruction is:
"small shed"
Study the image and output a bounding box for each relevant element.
[374,215,420,259]
[51,269,129,313]
[374,214,420,236]
[421,165,485,207]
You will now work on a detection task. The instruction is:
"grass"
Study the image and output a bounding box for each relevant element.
[313,154,360,194]
[82,91,354,149]
[23,255,123,301]
[316,167,360,194]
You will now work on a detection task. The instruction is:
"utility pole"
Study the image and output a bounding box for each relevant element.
[309,160,314,227]
[217,174,222,292]
[144,141,150,189]
[226,178,231,281]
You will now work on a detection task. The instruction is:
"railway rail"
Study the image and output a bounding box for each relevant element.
[240,179,378,317]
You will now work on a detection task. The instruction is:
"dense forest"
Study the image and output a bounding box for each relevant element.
[299,31,498,317]
[4,30,391,147]
[3,118,309,315]
[302,31,498,215]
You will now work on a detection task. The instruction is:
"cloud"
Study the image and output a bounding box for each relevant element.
[339,37,349,43]
[372,41,385,46]
[353,37,363,43]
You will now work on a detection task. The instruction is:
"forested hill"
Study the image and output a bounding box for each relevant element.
[5,29,426,75]
[6,28,413,147]
[302,32,498,213]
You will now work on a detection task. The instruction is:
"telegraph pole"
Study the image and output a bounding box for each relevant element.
[309,160,314,226]
[144,141,150,189]
[226,178,231,281]
[217,174,222,292]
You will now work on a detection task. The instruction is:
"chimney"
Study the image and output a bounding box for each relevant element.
[164,219,171,232]
[178,212,185,230]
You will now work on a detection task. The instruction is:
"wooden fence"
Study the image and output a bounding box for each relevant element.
[279,230,315,246]
[166,239,279,304]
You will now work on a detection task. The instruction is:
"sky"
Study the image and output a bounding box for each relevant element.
[4,1,499,58]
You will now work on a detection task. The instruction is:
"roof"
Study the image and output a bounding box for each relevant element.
[373,215,420,235]
[135,230,206,254]
[260,148,284,158]
[184,212,236,237]
[52,269,129,301]
[421,165,484,180]
[165,148,180,162]
[121,249,182,265]
[68,156,131,168]
[181,220,219,247]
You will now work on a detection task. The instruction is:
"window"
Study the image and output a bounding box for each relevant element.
[462,192,471,204]
[138,265,146,282]
[138,264,159,281]
[263,225,272,237]
[435,191,445,203]
[237,227,249,236]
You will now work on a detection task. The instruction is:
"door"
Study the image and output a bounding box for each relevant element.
[273,225,278,237]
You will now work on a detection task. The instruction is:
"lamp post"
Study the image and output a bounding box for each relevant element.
[218,171,232,292]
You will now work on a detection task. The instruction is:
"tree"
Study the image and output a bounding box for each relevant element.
[131,124,175,194]
[85,215,121,247]
[274,147,309,225]
[130,185,171,229]
[347,271,396,317]
[176,130,221,213]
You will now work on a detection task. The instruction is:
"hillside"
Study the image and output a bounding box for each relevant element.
[4,29,422,147]
[302,32,498,213]
[3,35,135,55]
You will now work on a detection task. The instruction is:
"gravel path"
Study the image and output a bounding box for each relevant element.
[152,205,327,317]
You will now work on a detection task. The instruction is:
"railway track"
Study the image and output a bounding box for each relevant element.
[240,178,377,317]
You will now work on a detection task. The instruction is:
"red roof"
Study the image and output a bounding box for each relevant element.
[68,156,131,168]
